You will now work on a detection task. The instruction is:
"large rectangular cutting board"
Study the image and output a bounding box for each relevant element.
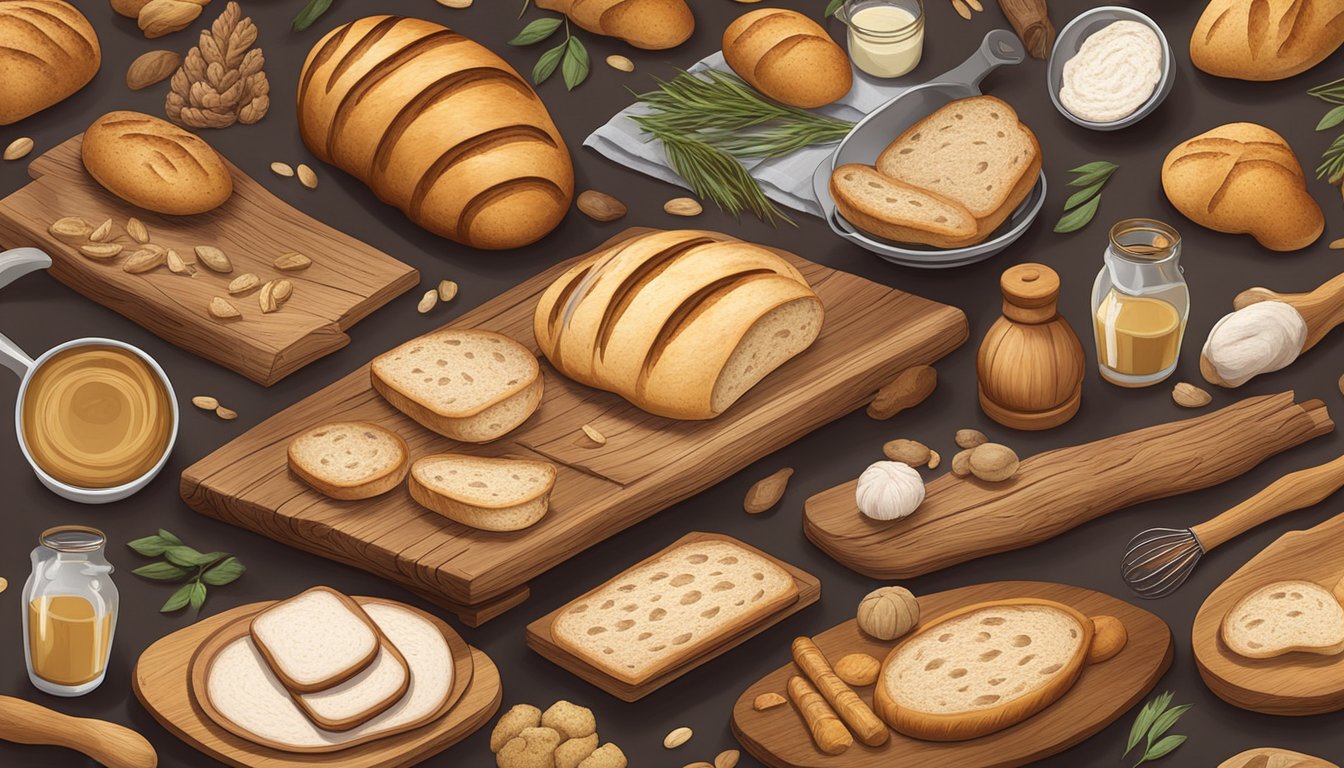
[181,228,968,625]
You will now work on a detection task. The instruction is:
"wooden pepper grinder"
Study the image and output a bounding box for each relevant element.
[977,263,1084,430]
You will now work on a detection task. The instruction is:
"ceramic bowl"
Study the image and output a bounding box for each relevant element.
[1047,7,1173,131]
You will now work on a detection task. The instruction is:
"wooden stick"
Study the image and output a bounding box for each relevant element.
[791,637,889,747]
[0,696,157,768]
[787,675,853,755]
[1191,454,1344,552]
[995,0,1054,59]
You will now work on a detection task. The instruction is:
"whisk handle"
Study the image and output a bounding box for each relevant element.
[1191,454,1344,551]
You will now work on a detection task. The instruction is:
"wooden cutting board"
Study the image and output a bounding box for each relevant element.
[132,597,501,768]
[732,581,1172,768]
[0,135,419,386]
[182,227,968,625]
[805,393,1332,579]
[1194,512,1344,715]
[526,532,821,702]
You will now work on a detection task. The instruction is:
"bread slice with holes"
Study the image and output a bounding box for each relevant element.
[249,587,387,694]
[408,453,557,531]
[549,538,798,686]
[371,329,542,443]
[288,422,409,500]
[1221,580,1344,659]
[830,164,979,248]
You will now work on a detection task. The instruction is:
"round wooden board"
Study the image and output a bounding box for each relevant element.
[1218,747,1339,768]
[731,581,1172,768]
[1194,513,1344,715]
[133,597,501,768]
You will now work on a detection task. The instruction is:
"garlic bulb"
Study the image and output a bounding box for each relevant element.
[1202,301,1307,387]
[855,461,924,521]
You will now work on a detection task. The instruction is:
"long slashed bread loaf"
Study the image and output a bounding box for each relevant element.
[533,229,824,420]
[874,599,1126,741]
[723,8,852,109]
[535,0,694,50]
[81,111,234,215]
[0,0,99,125]
[297,16,573,250]
[551,538,798,685]
[1162,122,1323,251]
[1221,579,1344,659]
[1191,0,1344,81]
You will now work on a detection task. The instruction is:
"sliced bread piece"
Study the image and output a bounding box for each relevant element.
[830,164,979,248]
[1221,579,1344,659]
[293,631,409,731]
[371,329,542,443]
[408,453,557,531]
[550,538,798,686]
[249,587,382,693]
[287,422,409,500]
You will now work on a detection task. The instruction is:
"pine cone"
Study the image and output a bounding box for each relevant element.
[165,1,269,129]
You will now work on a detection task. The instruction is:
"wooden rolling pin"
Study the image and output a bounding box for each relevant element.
[0,696,157,768]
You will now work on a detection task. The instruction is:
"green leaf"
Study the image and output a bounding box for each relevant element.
[1318,105,1344,131]
[161,583,194,613]
[1125,693,1167,756]
[157,529,183,546]
[561,35,590,91]
[509,17,561,46]
[1063,181,1104,212]
[533,41,566,85]
[127,535,172,557]
[1069,160,1117,176]
[1144,703,1191,748]
[1139,734,1187,765]
[133,561,192,581]
[1053,193,1101,233]
[188,582,208,612]
[164,546,227,568]
[292,0,334,32]
[1071,164,1118,187]
[202,557,246,586]
[825,0,846,17]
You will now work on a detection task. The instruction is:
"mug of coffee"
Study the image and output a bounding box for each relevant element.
[1,248,178,503]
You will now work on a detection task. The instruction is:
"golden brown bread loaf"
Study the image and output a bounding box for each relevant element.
[0,0,100,125]
[723,8,852,109]
[1162,122,1323,252]
[1191,0,1344,81]
[535,0,694,50]
[297,16,574,251]
[81,111,234,215]
[533,229,824,420]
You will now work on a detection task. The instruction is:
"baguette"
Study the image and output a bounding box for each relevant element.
[81,111,233,215]
[1221,579,1344,659]
[1191,0,1344,81]
[829,164,979,248]
[288,422,409,500]
[535,0,694,50]
[723,8,852,108]
[408,453,557,531]
[0,1,100,125]
[787,675,853,755]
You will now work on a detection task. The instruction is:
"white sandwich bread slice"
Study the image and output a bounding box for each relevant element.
[287,422,409,500]
[249,587,383,693]
[408,453,558,532]
[1221,579,1344,659]
[829,164,979,248]
[371,329,543,443]
[293,632,409,731]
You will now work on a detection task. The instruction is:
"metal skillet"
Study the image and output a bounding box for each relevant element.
[811,29,1046,269]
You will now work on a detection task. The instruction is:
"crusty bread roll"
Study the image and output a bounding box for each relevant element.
[1162,122,1323,252]
[723,8,852,109]
[0,0,100,125]
[297,16,573,251]
[534,229,824,420]
[536,0,694,50]
[1191,0,1344,81]
[81,111,234,215]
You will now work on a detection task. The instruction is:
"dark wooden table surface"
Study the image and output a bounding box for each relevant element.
[2,0,1343,765]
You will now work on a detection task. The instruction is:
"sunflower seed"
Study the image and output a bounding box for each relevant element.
[417,290,438,314]
[606,54,635,72]
[297,163,318,189]
[166,249,191,274]
[79,243,122,260]
[48,217,92,243]
[191,395,219,410]
[228,273,260,294]
[88,218,114,242]
[3,137,33,161]
[208,296,240,319]
[123,248,166,273]
[664,727,692,749]
[581,423,606,446]
[270,161,294,177]
[273,252,311,271]
[195,245,232,273]
[126,217,149,244]
[438,279,458,302]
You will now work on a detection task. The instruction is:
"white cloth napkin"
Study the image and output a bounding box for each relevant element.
[582,52,917,218]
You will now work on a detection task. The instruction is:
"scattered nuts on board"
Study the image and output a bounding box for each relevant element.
[927,449,941,470]
[126,49,181,90]
[417,290,439,314]
[577,190,628,222]
[216,405,238,420]
[166,249,192,274]
[126,217,150,244]
[581,423,607,446]
[1173,382,1212,408]
[834,653,881,687]
[195,245,232,273]
[955,428,988,449]
[3,137,33,161]
[606,54,635,72]
[123,248,166,273]
[968,443,1020,482]
[664,197,703,217]
[49,217,92,243]
[438,279,458,302]
[867,365,936,420]
[743,467,793,514]
[857,585,919,641]
[490,701,623,768]
[80,243,123,260]
[753,692,786,711]
[882,438,930,466]
[89,218,113,242]
[297,163,319,189]
[714,750,740,768]
[271,161,294,177]
[259,279,291,313]
[664,727,693,749]
[273,252,311,271]
[192,396,219,410]
[209,296,240,319]
[228,273,260,294]
[951,448,973,477]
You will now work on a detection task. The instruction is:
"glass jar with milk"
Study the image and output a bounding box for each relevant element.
[838,0,926,79]
[1091,219,1189,388]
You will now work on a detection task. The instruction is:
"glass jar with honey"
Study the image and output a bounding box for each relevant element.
[21,526,118,696]
[1091,219,1189,387]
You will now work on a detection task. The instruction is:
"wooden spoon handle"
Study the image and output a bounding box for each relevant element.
[1191,454,1344,552]
[1235,272,1344,353]
[0,696,157,768]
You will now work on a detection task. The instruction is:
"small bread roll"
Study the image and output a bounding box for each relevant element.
[81,111,233,215]
[723,8,852,108]
[0,1,101,125]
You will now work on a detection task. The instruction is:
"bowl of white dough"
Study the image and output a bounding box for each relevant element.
[1047,7,1172,131]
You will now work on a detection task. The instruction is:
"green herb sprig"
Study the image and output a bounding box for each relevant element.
[511,11,590,89]
[1054,160,1117,233]
[292,0,334,32]
[1309,76,1344,182]
[824,0,845,17]
[128,529,246,614]
[1124,691,1191,767]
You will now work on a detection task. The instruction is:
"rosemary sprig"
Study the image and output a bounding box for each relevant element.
[128,529,246,614]
[1123,691,1191,767]
[649,128,795,225]
[1308,76,1344,182]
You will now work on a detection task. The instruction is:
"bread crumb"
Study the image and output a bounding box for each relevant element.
[490,704,541,753]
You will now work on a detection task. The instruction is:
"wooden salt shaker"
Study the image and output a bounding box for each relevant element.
[977,263,1084,430]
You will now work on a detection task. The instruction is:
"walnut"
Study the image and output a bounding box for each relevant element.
[857,586,919,641]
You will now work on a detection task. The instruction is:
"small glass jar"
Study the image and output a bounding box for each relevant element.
[22,526,118,696]
[838,0,926,79]
[1090,219,1190,388]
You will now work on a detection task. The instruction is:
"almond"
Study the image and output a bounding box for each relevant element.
[577,190,627,222]
[48,217,92,243]
[215,405,238,420]
[195,245,232,273]
[664,197,703,217]
[581,423,606,446]
[137,0,202,39]
[79,243,122,260]
[417,290,438,314]
[714,750,741,768]
[259,279,290,313]
[273,252,311,271]
[191,395,219,410]
[606,54,635,72]
[882,439,930,467]
[271,278,293,302]
[123,248,166,273]
[3,137,33,161]
[1172,382,1212,408]
[166,249,192,274]
[228,273,260,294]
[297,163,318,189]
[270,161,294,177]
[753,692,786,711]
[126,217,150,244]
[126,49,181,90]
[868,365,936,420]
[209,296,240,319]
[663,727,692,749]
[834,653,881,687]
[743,467,792,514]
[89,218,114,243]
[438,279,458,302]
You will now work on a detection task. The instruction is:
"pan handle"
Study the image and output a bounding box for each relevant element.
[938,29,1026,90]
[0,248,51,379]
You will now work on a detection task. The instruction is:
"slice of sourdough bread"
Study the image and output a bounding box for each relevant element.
[250,587,383,693]
[294,632,409,731]
[829,164,979,248]
[1221,580,1344,659]
[408,453,557,532]
[371,329,542,443]
[287,422,409,500]
[551,538,798,686]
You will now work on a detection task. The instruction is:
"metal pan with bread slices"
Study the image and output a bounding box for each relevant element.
[811,30,1046,270]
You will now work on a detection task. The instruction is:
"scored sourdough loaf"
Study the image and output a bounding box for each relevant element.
[723,8,853,108]
[81,111,234,215]
[249,587,386,693]
[287,422,409,500]
[297,16,573,250]
[408,453,558,531]
[371,329,543,443]
[874,598,1127,741]
[830,164,979,248]
[532,229,824,420]
[535,0,694,50]
[1191,0,1344,81]
[0,1,100,125]
[1220,579,1344,659]
[550,538,799,685]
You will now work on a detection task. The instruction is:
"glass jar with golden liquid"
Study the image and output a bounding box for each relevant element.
[1091,219,1189,387]
[21,526,118,696]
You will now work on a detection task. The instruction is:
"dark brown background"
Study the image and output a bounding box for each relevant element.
[2,0,1343,765]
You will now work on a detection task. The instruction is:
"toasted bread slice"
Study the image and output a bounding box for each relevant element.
[830,164,979,247]
[408,453,557,531]
[288,422,409,500]
[1221,580,1344,659]
[250,587,382,693]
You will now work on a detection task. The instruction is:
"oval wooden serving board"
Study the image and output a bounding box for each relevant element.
[1194,513,1344,716]
[731,581,1172,768]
